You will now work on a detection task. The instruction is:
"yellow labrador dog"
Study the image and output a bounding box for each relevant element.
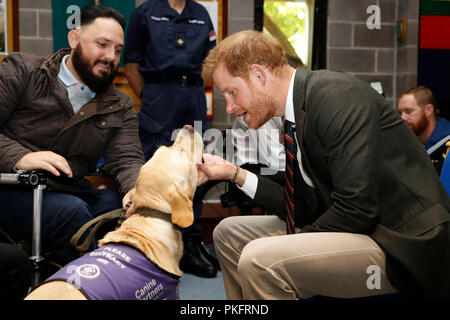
[26,125,203,300]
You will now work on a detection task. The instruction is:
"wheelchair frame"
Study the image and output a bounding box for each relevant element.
[0,171,47,289]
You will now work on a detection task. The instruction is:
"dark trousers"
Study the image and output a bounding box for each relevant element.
[0,243,31,300]
[0,186,122,265]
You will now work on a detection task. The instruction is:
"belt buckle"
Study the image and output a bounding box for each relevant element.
[181,74,187,86]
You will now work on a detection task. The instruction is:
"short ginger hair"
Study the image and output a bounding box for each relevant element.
[201,30,288,83]
[397,86,436,109]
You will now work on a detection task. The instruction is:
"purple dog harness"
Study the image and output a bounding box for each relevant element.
[44,243,179,300]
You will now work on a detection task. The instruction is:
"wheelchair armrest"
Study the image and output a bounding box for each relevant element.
[0,170,47,187]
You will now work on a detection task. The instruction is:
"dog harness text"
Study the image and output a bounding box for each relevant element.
[45,244,179,300]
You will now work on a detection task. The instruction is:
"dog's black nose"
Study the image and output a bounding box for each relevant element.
[183,125,194,133]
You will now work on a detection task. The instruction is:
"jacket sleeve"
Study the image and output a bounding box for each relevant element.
[252,175,286,219]
[103,94,145,195]
[300,77,382,234]
[0,54,33,172]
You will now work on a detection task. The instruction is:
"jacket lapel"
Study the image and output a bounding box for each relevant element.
[292,69,308,150]
[292,69,316,180]
[41,49,76,118]
[292,69,331,210]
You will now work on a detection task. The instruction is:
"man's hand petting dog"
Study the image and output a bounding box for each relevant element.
[197,154,246,186]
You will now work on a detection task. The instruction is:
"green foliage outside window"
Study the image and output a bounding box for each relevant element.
[264,1,308,64]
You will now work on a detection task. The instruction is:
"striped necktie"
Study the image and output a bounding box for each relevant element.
[284,120,297,234]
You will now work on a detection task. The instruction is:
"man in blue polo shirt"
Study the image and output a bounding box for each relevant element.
[124,0,217,278]
[397,86,450,172]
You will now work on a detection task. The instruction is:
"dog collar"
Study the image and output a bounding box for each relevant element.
[135,207,182,231]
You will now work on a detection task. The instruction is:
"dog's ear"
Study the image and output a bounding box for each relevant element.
[169,184,194,228]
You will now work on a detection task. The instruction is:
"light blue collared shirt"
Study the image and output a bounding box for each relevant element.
[57,55,96,114]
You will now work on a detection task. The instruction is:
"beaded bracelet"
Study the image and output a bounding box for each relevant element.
[230,164,240,183]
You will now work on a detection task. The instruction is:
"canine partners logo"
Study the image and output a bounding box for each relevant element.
[65,264,100,290]
[77,264,101,279]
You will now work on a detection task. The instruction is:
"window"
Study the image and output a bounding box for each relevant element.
[255,0,327,70]
[264,0,309,66]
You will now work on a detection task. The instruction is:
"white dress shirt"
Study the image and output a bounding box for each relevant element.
[237,69,315,199]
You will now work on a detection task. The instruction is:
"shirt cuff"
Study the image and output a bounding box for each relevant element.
[236,170,258,199]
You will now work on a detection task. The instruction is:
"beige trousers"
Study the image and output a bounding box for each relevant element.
[213,215,398,300]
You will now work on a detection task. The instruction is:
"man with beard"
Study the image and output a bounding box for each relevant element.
[197,30,450,299]
[0,3,145,287]
[397,86,450,174]
[397,86,450,151]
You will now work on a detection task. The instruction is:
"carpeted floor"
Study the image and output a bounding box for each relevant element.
[178,244,227,300]
[179,271,226,300]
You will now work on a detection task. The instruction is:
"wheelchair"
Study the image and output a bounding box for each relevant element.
[428,137,450,175]
[0,170,55,289]
[0,165,112,291]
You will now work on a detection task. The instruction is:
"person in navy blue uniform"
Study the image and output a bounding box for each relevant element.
[124,0,217,278]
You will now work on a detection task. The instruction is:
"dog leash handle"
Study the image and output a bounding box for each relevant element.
[69,204,129,254]
[115,201,132,229]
